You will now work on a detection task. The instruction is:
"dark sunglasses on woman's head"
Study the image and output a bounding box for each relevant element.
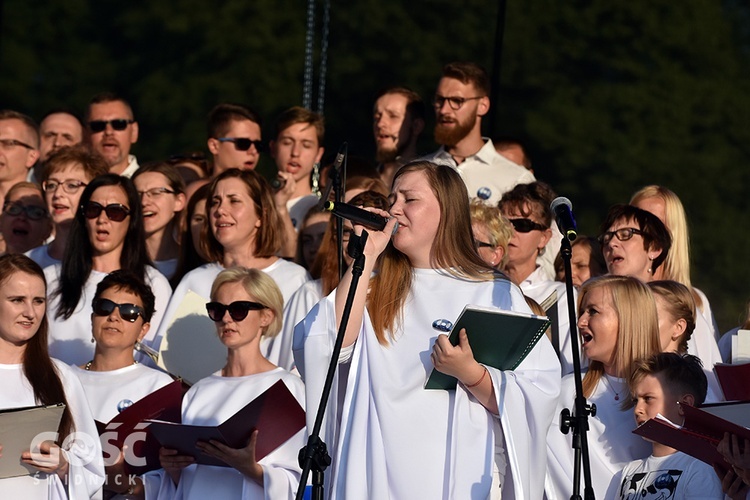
[82,201,130,222]
[88,119,134,133]
[508,218,547,233]
[217,137,266,152]
[3,202,48,221]
[598,227,643,246]
[92,298,144,322]
[206,300,267,322]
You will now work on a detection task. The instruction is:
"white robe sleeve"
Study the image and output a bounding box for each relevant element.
[54,361,106,499]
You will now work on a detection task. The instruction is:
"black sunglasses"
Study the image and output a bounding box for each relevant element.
[206,300,267,322]
[92,298,144,322]
[509,218,548,233]
[88,119,134,133]
[217,137,266,152]
[3,202,48,221]
[82,201,131,222]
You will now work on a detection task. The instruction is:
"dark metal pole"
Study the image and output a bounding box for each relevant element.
[488,0,507,138]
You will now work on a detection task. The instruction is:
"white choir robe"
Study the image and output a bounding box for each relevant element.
[142,368,306,499]
[0,360,105,500]
[545,373,651,499]
[294,269,561,499]
[278,279,323,372]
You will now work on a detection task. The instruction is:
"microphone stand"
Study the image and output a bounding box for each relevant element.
[296,230,368,500]
[557,236,596,500]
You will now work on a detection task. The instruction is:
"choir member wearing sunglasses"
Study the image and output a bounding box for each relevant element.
[155,169,309,367]
[45,174,172,366]
[71,270,173,498]
[26,145,109,269]
[142,267,305,499]
[0,254,104,499]
[294,162,560,499]
[499,181,579,376]
[0,182,52,256]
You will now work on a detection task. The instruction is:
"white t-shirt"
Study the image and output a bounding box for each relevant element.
[25,244,59,270]
[615,451,723,499]
[72,363,174,423]
[546,373,651,499]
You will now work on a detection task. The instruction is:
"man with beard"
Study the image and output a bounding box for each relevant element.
[422,62,534,205]
[372,87,425,187]
[85,93,140,177]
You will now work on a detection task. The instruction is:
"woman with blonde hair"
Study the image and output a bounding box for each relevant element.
[469,199,512,270]
[295,161,560,499]
[648,280,723,401]
[143,267,305,499]
[546,275,661,499]
[630,185,719,338]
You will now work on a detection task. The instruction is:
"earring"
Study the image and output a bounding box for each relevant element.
[312,162,321,198]
[647,256,654,274]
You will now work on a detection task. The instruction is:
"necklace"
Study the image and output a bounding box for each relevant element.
[602,374,623,401]
[85,360,137,371]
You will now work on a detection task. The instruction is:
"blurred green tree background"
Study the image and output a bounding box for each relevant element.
[2,0,749,331]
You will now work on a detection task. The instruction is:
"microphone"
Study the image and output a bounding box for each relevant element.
[551,197,577,242]
[323,201,389,231]
[270,178,286,191]
[332,142,347,172]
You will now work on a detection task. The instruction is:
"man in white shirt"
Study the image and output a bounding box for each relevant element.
[0,110,39,200]
[85,93,140,177]
[421,61,535,205]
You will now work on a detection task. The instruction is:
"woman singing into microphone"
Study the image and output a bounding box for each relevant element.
[294,161,561,499]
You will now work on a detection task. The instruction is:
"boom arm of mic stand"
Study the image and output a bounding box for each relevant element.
[296,230,369,500]
[557,236,596,500]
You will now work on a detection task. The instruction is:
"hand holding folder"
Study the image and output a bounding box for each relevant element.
[146,379,305,467]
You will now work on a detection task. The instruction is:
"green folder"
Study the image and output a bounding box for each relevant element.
[424,304,551,390]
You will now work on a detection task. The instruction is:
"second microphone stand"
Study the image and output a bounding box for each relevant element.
[557,236,596,500]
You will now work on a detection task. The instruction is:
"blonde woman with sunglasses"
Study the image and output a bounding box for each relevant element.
[142,267,305,499]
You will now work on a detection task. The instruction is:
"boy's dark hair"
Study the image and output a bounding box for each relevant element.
[93,270,156,322]
[629,352,707,405]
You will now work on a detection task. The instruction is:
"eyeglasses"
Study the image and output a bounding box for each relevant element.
[432,95,484,111]
[92,298,144,322]
[0,138,35,150]
[3,202,48,220]
[88,119,134,133]
[42,179,88,194]
[508,218,547,233]
[475,240,495,249]
[598,227,643,245]
[138,187,176,199]
[82,201,131,222]
[217,137,266,152]
[206,300,267,322]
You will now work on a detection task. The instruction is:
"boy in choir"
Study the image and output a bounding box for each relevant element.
[615,352,722,499]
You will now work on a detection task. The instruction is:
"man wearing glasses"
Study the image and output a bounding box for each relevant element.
[85,92,140,178]
[0,110,40,200]
[206,103,264,175]
[421,62,534,206]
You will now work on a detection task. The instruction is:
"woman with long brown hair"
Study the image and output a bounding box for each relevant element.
[295,161,560,499]
[0,254,103,498]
